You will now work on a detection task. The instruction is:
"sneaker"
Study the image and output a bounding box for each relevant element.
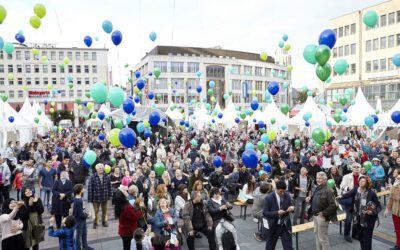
[93,223,97,229]
[253,218,259,223]
[102,222,109,227]
[254,233,263,242]
[344,236,352,243]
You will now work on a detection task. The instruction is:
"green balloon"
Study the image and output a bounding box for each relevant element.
[223,93,229,100]
[327,179,335,189]
[312,128,326,145]
[0,5,7,24]
[363,10,378,28]
[295,139,301,147]
[315,45,331,66]
[29,16,41,29]
[303,44,317,64]
[316,63,332,82]
[91,112,97,119]
[83,150,97,165]
[114,119,123,129]
[90,82,108,103]
[271,118,276,124]
[154,162,166,176]
[34,3,46,19]
[333,113,341,123]
[190,139,198,147]
[154,67,161,78]
[3,42,14,55]
[334,59,348,75]
[280,103,289,115]
[34,117,39,124]
[207,89,213,96]
[109,86,125,107]
[75,98,81,105]
[362,161,372,172]
[239,112,246,119]
[307,91,313,97]
[257,141,265,151]
[111,158,117,165]
[339,95,348,106]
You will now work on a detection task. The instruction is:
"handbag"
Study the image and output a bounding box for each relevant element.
[29,213,45,242]
[223,209,235,222]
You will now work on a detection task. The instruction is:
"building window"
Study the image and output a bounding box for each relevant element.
[350,44,356,55]
[152,78,168,90]
[51,65,57,73]
[43,65,48,73]
[380,58,386,70]
[154,61,168,72]
[43,77,48,85]
[69,90,74,97]
[77,90,82,97]
[373,38,379,50]
[373,60,379,71]
[50,51,56,60]
[52,78,57,85]
[8,80,13,85]
[92,52,97,61]
[92,77,97,83]
[61,90,66,97]
[42,51,47,57]
[0,78,3,85]
[59,77,65,84]
[16,51,21,60]
[344,25,349,36]
[68,65,73,73]
[85,77,90,84]
[351,23,356,34]
[344,45,350,56]
[380,14,387,27]
[389,35,395,47]
[333,29,337,36]
[17,65,22,73]
[338,46,343,57]
[397,33,400,46]
[171,78,184,89]
[265,68,271,77]
[25,51,30,60]
[59,51,64,60]
[92,65,97,73]
[34,77,39,85]
[380,37,387,49]
[255,67,263,76]
[75,52,81,61]
[77,77,81,84]
[9,91,14,98]
[8,65,13,73]
[232,65,241,74]
[17,78,22,85]
[187,62,199,73]
[7,54,12,60]
[338,27,343,37]
[18,91,23,98]
[255,81,263,90]
[84,52,89,61]
[84,65,89,73]
[171,62,184,73]
[26,78,31,85]
[366,61,372,72]
[0,65,3,73]
[397,10,400,23]
[389,12,395,25]
[76,65,81,73]
[232,80,241,90]
[244,66,252,75]
[333,48,337,58]
[67,52,73,60]
[186,79,199,89]
[25,65,30,73]
[388,58,394,70]
[34,65,39,73]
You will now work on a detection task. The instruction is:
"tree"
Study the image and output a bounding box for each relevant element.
[296,90,316,104]
[50,110,74,125]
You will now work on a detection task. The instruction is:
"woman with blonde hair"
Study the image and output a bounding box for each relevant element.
[118,159,128,173]
[161,171,172,193]
[153,184,172,212]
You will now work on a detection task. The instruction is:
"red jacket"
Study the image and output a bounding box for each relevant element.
[13,173,23,189]
[118,204,143,237]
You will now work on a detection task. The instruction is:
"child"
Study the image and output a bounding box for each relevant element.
[48,215,76,250]
[73,184,93,250]
[13,170,23,201]
[121,170,132,187]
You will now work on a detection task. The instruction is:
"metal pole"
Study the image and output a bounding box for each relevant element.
[130,70,134,97]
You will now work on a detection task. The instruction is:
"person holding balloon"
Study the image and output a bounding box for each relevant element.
[367,158,385,192]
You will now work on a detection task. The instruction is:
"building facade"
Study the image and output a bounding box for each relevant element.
[327,0,400,110]
[0,43,109,113]
[131,46,292,112]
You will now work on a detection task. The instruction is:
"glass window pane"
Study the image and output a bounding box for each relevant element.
[381,14,387,27]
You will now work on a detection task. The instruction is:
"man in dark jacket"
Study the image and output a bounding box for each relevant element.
[70,153,88,186]
[307,172,337,250]
[182,191,216,250]
[88,163,112,229]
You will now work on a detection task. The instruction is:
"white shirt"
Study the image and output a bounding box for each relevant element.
[275,191,282,209]
[0,208,23,240]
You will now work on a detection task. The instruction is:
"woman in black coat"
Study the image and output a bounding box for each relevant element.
[51,171,73,228]
[339,176,382,250]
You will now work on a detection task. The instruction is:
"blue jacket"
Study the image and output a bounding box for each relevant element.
[367,165,385,181]
[153,208,177,235]
[48,226,76,250]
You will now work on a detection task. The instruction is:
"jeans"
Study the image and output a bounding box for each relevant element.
[40,186,52,208]
[76,220,88,250]
[343,205,353,237]
[293,197,306,225]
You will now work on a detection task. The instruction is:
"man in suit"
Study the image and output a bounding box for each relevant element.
[263,181,295,250]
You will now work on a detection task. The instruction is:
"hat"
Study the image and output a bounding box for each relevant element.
[276,181,287,190]
[371,157,380,162]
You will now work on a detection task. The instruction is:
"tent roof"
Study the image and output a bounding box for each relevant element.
[377,99,400,127]
[32,101,53,127]
[0,101,34,130]
[262,99,288,125]
[165,102,183,121]
[345,87,376,126]
[289,96,327,126]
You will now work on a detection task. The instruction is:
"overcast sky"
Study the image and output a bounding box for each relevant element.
[0,0,384,89]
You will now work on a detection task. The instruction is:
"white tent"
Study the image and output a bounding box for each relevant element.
[262,100,288,126]
[192,103,211,129]
[376,98,382,115]
[32,101,53,128]
[221,100,238,128]
[289,96,327,127]
[165,102,183,121]
[19,98,38,126]
[345,88,376,126]
[377,99,400,127]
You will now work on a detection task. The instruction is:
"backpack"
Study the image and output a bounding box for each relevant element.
[221,229,236,250]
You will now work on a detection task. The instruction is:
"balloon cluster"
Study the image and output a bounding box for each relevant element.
[101,20,122,46]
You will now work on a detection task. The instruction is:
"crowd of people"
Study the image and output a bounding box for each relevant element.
[0,125,399,250]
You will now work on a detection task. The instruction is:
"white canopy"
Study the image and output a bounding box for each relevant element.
[221,99,238,128]
[345,88,376,126]
[165,102,183,121]
[377,99,400,127]
[262,99,288,126]
[192,103,211,129]
[18,98,37,125]
[289,96,327,127]
[32,101,53,128]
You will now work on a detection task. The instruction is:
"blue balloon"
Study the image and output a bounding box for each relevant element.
[43,100,48,105]
[148,72,153,77]
[305,121,310,127]
[209,81,215,88]
[119,127,137,148]
[98,133,105,140]
[83,158,91,168]
[136,122,145,133]
[135,71,141,79]
[196,85,202,93]
[242,149,259,168]
[218,112,223,119]
[15,33,25,44]
[263,163,271,173]
[83,101,87,107]
[393,54,400,67]
[213,156,222,167]
[282,34,288,42]
[250,100,259,111]
[364,115,374,127]
[136,79,145,90]
[303,114,310,121]
[123,98,135,114]
[134,96,140,103]
[83,36,92,47]
[111,30,123,46]
[327,121,333,126]
[212,119,215,123]
[281,125,287,130]
[261,154,269,163]
[258,121,265,129]
[371,114,379,124]
[162,117,167,123]
[144,129,152,138]
[132,110,136,116]
[57,90,61,94]
[97,111,105,120]
[253,118,257,123]
[343,107,348,113]
[179,120,185,126]
[260,134,270,144]
[8,116,14,123]
[148,91,154,100]
[102,20,113,34]
[149,111,161,126]
[196,71,202,77]
[268,82,280,95]
[0,37,3,49]
[391,111,400,124]
[245,143,255,150]
[149,32,157,42]
[184,121,190,127]
[235,117,240,124]
[318,29,337,49]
